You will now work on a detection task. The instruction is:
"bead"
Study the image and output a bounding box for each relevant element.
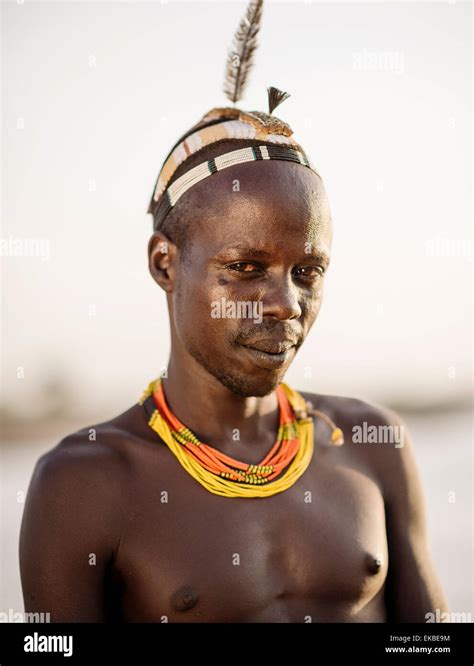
[142,378,346,497]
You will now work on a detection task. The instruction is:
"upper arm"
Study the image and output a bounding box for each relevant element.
[19,435,125,622]
[373,408,449,622]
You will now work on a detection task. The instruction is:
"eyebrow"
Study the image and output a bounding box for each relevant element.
[301,250,330,263]
[221,246,273,259]
[216,246,330,266]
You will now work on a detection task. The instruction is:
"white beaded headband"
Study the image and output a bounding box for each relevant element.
[151,143,318,230]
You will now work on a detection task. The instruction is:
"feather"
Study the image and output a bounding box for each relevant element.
[223,0,264,105]
[267,86,290,114]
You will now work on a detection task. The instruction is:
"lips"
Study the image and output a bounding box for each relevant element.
[241,339,296,354]
[239,339,297,370]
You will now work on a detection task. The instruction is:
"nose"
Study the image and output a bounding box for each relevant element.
[261,274,302,321]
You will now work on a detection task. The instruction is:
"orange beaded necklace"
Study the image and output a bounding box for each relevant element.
[139,377,343,498]
[151,378,300,485]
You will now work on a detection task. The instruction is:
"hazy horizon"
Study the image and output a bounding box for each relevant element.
[2,0,472,418]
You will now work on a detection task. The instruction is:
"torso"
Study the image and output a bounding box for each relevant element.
[104,392,389,623]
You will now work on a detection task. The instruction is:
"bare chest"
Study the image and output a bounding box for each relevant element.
[114,445,388,622]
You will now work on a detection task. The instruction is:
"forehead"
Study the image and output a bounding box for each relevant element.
[181,159,332,255]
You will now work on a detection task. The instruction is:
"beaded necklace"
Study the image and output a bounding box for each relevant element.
[139,378,342,498]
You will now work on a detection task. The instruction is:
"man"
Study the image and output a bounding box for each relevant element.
[20,0,447,623]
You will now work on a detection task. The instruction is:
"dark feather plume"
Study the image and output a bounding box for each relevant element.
[223,0,264,105]
[267,86,290,114]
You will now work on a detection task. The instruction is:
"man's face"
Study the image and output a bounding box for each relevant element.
[164,160,332,397]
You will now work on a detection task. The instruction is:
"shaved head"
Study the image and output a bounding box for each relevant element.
[153,138,308,258]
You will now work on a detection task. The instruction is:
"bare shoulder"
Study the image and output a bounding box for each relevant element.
[38,399,156,468]
[298,388,404,435]
[36,417,124,483]
[26,403,155,517]
[298,389,418,502]
[19,405,154,606]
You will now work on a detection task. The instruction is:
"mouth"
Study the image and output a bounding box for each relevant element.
[239,340,297,369]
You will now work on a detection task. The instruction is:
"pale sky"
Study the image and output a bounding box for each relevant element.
[2,0,472,417]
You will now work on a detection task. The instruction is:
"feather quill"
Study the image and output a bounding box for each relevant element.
[267,86,290,114]
[223,0,264,105]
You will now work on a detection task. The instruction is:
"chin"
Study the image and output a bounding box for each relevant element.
[188,345,286,397]
[213,367,284,397]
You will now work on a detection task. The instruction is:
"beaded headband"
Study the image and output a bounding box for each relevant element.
[152,143,317,229]
[147,0,319,229]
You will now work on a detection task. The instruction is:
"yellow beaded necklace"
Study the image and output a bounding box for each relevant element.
[139,378,341,499]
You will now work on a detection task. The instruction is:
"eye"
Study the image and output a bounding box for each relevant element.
[227,262,262,273]
[294,265,325,279]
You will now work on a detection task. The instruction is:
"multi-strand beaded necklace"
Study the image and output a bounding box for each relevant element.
[139,378,342,499]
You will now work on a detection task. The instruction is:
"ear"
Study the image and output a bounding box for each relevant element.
[148,231,177,292]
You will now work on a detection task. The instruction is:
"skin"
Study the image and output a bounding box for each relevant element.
[19,159,448,622]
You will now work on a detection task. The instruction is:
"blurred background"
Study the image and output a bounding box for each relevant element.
[1,0,472,618]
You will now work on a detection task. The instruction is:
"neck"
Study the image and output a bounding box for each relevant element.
[160,350,280,452]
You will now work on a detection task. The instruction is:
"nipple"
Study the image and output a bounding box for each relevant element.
[366,553,384,575]
[170,585,200,612]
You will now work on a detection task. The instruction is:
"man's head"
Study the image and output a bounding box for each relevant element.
[148,138,333,398]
